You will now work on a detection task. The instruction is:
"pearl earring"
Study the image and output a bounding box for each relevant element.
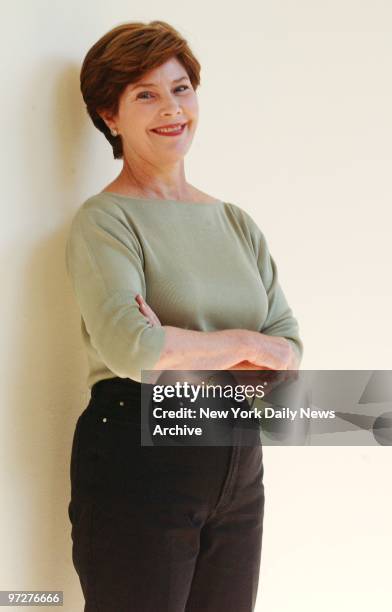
[110,128,118,137]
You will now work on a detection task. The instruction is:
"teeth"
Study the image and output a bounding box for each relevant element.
[154,124,184,133]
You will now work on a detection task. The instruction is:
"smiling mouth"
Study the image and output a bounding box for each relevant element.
[151,123,188,136]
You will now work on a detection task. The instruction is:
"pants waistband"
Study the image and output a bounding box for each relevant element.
[90,375,261,425]
[90,377,143,402]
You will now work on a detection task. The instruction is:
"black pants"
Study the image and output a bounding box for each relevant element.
[68,377,265,611]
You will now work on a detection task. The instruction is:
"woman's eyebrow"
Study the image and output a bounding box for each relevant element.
[130,76,189,90]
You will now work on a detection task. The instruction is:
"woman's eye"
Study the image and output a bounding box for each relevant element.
[137,85,190,100]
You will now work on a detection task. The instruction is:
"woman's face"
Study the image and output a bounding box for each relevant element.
[101,56,199,165]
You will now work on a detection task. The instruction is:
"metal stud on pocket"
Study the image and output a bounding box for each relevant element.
[102,417,107,423]
[119,401,124,406]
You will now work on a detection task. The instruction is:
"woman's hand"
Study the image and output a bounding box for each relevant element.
[250,333,297,371]
[225,361,273,392]
[227,336,300,391]
[135,294,162,327]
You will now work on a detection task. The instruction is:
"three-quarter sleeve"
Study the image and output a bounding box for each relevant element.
[243,209,304,363]
[65,205,166,382]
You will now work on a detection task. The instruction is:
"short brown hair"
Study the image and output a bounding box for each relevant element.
[80,20,201,159]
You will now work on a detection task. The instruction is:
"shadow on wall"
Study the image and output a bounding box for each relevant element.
[7,61,97,604]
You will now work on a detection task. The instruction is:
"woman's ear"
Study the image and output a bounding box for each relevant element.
[97,109,116,133]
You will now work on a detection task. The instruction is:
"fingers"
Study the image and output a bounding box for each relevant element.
[135,293,144,308]
[134,294,161,327]
[135,294,147,317]
[135,294,151,321]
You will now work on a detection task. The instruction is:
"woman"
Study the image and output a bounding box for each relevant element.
[66,20,303,612]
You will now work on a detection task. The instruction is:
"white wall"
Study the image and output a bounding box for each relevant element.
[1,1,391,610]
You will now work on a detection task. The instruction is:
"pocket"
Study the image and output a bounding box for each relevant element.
[87,413,154,499]
[70,414,104,499]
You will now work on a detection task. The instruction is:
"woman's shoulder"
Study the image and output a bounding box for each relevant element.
[66,192,133,249]
[221,198,261,230]
[223,201,268,256]
[70,191,128,225]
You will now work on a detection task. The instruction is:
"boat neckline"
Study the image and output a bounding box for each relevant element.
[97,191,225,207]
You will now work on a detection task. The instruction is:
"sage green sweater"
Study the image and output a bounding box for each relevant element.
[65,192,303,388]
